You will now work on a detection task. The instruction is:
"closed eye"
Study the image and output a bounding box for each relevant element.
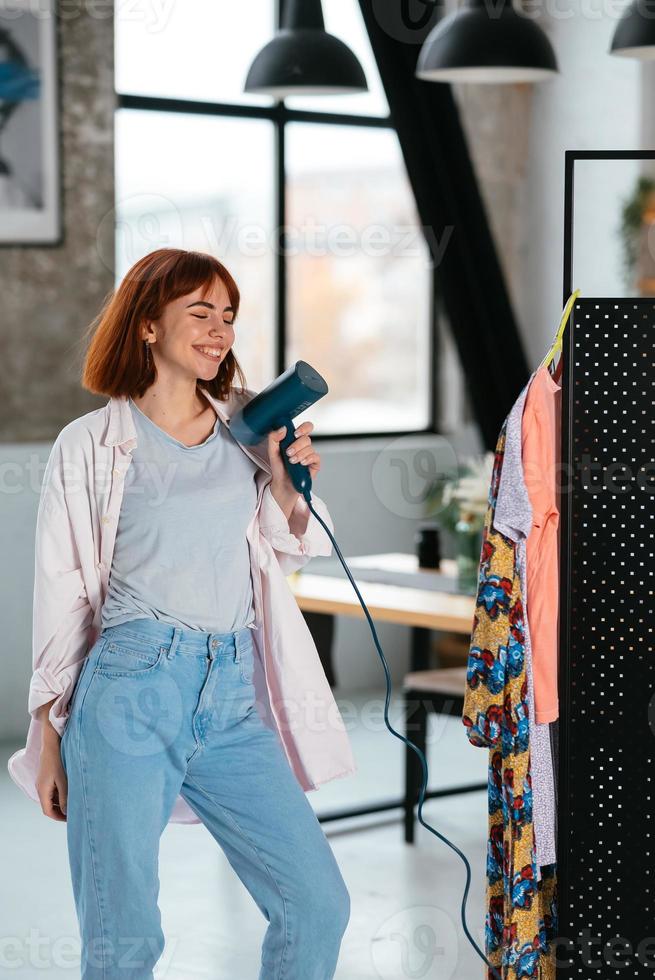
[192,314,234,324]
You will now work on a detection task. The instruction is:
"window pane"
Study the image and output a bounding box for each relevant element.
[115,1,275,108]
[285,123,431,434]
[283,0,389,117]
[114,110,275,389]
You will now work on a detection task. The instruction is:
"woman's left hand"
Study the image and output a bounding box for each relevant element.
[268,421,321,496]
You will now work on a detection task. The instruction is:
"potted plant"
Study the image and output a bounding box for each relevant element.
[620,174,655,292]
[424,451,494,594]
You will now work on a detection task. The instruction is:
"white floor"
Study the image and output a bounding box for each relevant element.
[1,687,490,979]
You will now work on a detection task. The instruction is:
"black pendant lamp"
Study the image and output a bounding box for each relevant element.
[416,0,558,83]
[244,0,368,98]
[610,0,655,58]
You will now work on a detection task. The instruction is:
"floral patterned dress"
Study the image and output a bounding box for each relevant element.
[462,419,558,979]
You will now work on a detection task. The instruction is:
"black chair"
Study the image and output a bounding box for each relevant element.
[402,666,487,843]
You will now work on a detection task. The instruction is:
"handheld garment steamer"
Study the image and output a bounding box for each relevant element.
[230,361,501,980]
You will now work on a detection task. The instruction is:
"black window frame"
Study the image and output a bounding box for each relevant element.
[115,2,438,442]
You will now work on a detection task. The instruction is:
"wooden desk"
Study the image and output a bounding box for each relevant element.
[288,554,484,828]
[289,553,475,671]
[290,573,474,632]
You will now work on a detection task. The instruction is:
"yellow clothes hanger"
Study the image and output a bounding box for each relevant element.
[539,288,581,371]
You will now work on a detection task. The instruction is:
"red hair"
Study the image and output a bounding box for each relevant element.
[81,248,248,401]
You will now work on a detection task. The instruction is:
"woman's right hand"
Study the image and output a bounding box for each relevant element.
[36,714,68,821]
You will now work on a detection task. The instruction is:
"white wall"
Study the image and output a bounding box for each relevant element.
[0,443,48,741]
[520,6,642,364]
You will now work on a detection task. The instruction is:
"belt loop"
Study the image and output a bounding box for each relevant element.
[167,627,182,660]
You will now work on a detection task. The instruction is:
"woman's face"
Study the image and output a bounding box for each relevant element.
[147,277,236,382]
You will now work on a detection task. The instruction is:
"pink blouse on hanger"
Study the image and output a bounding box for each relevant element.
[522,359,562,724]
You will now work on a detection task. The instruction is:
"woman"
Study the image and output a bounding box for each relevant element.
[10,248,353,979]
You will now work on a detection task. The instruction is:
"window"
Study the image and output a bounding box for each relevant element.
[114,0,434,435]
[286,123,430,432]
[115,110,276,383]
[115,0,275,108]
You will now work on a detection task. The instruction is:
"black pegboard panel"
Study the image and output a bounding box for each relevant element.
[557,297,655,978]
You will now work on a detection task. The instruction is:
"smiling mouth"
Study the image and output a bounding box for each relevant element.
[193,346,224,361]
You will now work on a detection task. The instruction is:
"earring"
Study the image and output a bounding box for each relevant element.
[144,340,151,370]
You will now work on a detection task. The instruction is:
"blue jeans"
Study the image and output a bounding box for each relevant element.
[60,617,350,979]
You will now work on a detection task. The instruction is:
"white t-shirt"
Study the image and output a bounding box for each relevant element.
[100,397,259,632]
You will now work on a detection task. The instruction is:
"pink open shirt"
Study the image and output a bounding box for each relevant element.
[522,363,562,724]
[7,386,357,824]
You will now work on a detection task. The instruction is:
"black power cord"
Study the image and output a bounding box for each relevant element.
[303,490,502,980]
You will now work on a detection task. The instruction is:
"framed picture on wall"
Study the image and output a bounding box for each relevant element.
[0,0,60,245]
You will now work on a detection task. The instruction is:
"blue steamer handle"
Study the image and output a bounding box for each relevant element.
[277,413,312,497]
